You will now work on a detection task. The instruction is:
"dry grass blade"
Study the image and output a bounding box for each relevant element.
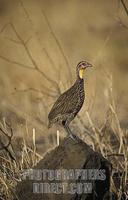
[0,122,13,152]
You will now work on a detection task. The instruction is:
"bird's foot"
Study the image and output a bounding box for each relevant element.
[68,133,79,143]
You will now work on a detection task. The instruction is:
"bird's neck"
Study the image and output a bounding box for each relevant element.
[76,75,84,85]
[77,74,84,81]
[77,69,85,80]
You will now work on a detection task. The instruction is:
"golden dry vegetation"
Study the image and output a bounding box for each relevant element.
[0,0,128,199]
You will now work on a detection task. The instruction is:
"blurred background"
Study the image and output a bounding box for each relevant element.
[0,0,128,154]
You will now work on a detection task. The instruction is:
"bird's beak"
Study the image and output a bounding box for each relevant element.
[82,63,93,69]
[87,63,93,68]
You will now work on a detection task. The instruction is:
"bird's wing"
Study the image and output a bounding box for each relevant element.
[48,85,79,120]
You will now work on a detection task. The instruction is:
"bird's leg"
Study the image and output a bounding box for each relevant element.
[63,122,78,142]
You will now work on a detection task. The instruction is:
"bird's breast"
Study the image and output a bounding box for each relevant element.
[73,79,85,114]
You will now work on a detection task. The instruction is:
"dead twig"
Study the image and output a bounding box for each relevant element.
[0,123,15,160]
[0,54,33,69]
[11,23,60,93]
[0,22,61,95]
[120,0,128,16]
[0,124,13,150]
[41,9,72,81]
[11,87,57,98]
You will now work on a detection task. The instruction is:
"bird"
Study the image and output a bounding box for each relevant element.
[48,61,93,140]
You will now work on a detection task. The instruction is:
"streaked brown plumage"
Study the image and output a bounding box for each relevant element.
[48,61,92,139]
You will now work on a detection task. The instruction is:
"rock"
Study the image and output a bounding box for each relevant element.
[15,137,112,200]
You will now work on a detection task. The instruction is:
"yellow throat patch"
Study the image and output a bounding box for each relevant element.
[79,68,84,79]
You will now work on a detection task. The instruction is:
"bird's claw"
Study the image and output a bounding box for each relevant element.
[68,133,79,143]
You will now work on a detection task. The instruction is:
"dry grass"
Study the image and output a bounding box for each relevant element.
[0,86,127,199]
[0,0,128,199]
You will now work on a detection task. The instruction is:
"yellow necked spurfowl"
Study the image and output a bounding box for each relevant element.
[48,61,93,139]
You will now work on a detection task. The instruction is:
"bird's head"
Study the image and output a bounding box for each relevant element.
[77,61,93,79]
